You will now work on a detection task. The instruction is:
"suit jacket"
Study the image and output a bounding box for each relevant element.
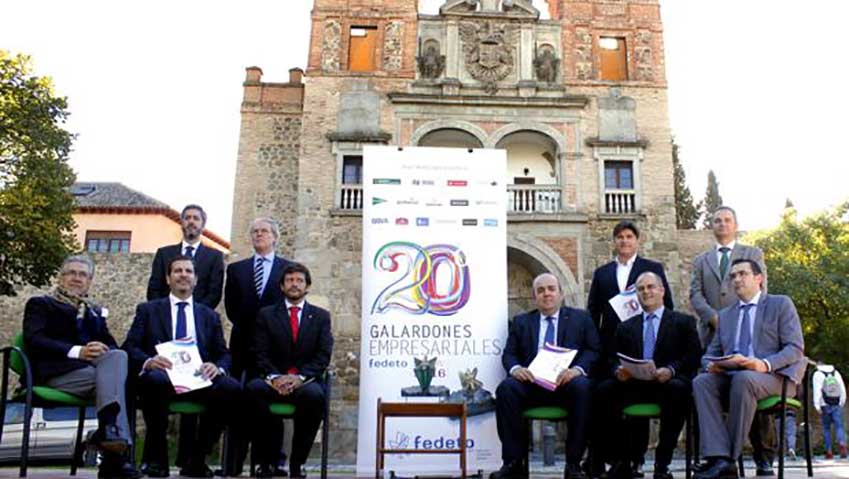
[22,296,118,383]
[613,309,701,379]
[122,297,231,374]
[689,243,766,347]
[252,300,333,380]
[502,306,600,376]
[147,242,225,309]
[587,256,674,359]
[703,293,805,384]
[224,255,290,363]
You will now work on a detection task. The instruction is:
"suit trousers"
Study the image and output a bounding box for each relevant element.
[137,370,241,466]
[594,377,690,469]
[45,349,131,442]
[693,371,792,460]
[246,378,326,468]
[494,375,592,466]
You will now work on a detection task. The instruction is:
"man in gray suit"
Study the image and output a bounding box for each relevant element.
[692,259,805,479]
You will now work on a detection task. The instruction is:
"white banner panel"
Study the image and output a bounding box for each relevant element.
[356,145,508,476]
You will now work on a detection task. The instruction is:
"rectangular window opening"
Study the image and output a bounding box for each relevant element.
[599,37,628,81]
[342,155,363,185]
[349,26,378,72]
[85,231,131,254]
[604,161,633,190]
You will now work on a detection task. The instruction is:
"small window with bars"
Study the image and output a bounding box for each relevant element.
[85,231,131,253]
[604,161,633,190]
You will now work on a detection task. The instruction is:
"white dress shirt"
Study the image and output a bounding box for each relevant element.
[715,240,736,266]
[181,240,201,258]
[616,255,636,292]
[285,299,306,327]
[169,294,196,340]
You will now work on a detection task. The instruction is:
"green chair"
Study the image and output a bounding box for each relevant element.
[522,406,569,470]
[0,333,95,477]
[128,392,208,468]
[622,402,693,479]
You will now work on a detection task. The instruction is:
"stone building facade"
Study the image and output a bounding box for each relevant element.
[230,0,680,459]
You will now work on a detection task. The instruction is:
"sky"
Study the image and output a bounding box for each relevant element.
[2,0,847,239]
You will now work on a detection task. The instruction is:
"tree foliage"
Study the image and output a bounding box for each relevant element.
[747,202,849,371]
[0,51,77,296]
[701,170,723,229]
[671,138,700,230]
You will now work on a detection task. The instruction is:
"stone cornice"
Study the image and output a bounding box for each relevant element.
[388,92,589,108]
[585,137,649,148]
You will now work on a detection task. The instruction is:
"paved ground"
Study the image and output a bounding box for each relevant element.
[2,458,848,478]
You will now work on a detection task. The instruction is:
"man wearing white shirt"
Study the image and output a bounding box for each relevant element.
[124,256,239,477]
[692,259,805,479]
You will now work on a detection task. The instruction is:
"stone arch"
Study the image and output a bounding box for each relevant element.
[487,122,567,153]
[507,233,582,307]
[410,120,488,148]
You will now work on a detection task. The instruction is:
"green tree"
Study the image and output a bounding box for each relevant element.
[701,170,723,229]
[0,51,77,296]
[671,138,700,229]
[747,202,849,370]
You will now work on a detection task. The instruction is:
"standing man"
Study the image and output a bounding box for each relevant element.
[692,259,805,479]
[594,272,700,479]
[124,256,241,477]
[491,273,600,479]
[23,255,139,478]
[812,362,847,459]
[223,217,291,476]
[147,204,225,309]
[689,206,774,473]
[246,263,333,479]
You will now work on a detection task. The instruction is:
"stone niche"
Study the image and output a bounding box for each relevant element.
[597,88,637,142]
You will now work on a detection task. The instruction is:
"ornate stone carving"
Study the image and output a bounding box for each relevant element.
[320,20,341,72]
[635,30,654,81]
[459,20,517,92]
[574,28,593,80]
[383,21,404,72]
[417,40,446,79]
[533,45,559,83]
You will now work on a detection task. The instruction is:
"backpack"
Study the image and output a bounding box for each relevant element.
[823,370,842,405]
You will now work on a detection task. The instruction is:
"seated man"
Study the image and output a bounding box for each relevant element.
[693,259,806,479]
[246,262,333,479]
[492,273,600,479]
[123,255,240,478]
[23,255,139,478]
[594,272,700,479]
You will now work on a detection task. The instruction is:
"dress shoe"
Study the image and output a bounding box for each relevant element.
[754,459,774,477]
[274,466,290,477]
[289,464,306,479]
[490,461,528,479]
[89,424,129,455]
[181,462,214,478]
[143,462,170,478]
[653,466,673,479]
[255,465,276,478]
[632,462,645,478]
[566,463,588,479]
[214,466,243,477]
[98,460,143,479]
[693,457,737,479]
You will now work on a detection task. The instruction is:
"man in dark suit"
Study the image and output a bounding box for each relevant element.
[491,273,600,479]
[594,272,700,479]
[146,204,225,309]
[23,255,139,478]
[123,256,240,478]
[223,217,291,476]
[246,262,333,479]
[693,259,805,479]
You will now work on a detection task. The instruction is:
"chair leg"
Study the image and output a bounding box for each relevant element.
[21,393,33,478]
[321,409,329,479]
[70,406,86,475]
[685,411,692,479]
[778,408,786,479]
[802,370,813,478]
[737,456,745,477]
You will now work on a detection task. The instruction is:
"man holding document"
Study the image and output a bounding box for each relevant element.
[492,273,600,479]
[594,272,700,479]
[123,256,240,477]
[692,259,805,479]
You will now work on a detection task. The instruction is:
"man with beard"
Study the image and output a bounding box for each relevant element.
[246,262,333,479]
[23,255,139,478]
[124,256,240,478]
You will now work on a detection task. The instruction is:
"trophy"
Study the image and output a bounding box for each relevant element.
[401,356,449,397]
[444,367,496,416]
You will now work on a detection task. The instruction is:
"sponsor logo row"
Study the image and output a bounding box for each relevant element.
[371,217,498,227]
[374,178,499,187]
[372,197,497,207]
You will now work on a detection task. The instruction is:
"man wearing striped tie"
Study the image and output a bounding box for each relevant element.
[223,217,291,476]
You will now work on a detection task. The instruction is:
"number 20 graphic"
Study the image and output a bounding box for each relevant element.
[370,242,471,316]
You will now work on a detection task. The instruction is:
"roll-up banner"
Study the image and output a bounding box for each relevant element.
[356,145,508,476]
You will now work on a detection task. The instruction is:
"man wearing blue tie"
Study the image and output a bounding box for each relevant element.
[692,259,805,479]
[491,273,600,479]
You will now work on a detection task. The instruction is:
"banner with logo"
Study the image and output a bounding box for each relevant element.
[356,145,508,475]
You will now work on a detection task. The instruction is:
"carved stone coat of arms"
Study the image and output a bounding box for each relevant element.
[459,20,517,89]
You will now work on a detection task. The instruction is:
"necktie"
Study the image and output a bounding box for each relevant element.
[254,257,265,297]
[719,246,731,279]
[289,306,301,343]
[543,316,555,346]
[175,301,188,339]
[643,313,657,359]
[184,245,195,257]
[737,303,755,356]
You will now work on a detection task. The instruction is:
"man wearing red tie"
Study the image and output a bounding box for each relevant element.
[246,262,334,479]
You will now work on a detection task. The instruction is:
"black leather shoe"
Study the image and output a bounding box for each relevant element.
[653,466,673,479]
[693,457,737,479]
[255,465,275,478]
[273,466,290,477]
[99,460,143,478]
[181,462,214,478]
[566,463,588,479]
[490,461,528,479]
[754,460,775,477]
[89,424,129,455]
[289,464,306,479]
[214,466,244,477]
[143,462,170,478]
